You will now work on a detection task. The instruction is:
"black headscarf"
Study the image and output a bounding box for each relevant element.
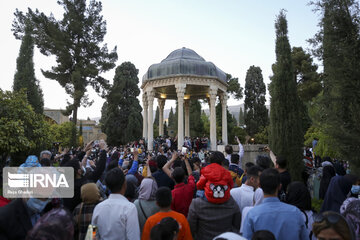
[286,181,312,211]
[320,175,353,213]
[319,165,336,199]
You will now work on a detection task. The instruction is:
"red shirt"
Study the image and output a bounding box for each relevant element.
[171,175,195,217]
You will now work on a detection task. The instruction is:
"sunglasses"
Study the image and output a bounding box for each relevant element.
[313,212,343,224]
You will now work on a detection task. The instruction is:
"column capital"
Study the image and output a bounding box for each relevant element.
[158,98,165,109]
[220,93,228,106]
[146,90,155,102]
[175,83,186,97]
[142,94,148,106]
[209,86,218,99]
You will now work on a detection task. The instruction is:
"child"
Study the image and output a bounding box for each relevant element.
[196,151,234,204]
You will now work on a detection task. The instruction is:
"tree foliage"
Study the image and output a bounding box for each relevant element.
[269,10,304,180]
[244,66,268,136]
[13,23,44,114]
[168,107,176,131]
[100,62,142,146]
[49,121,76,148]
[226,74,243,100]
[0,89,52,166]
[238,107,245,126]
[189,99,204,137]
[12,0,118,145]
[310,0,360,173]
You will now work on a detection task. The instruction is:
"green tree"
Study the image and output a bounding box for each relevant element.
[49,121,76,148]
[168,107,175,130]
[201,110,210,137]
[0,89,52,167]
[13,0,118,145]
[100,62,142,145]
[309,0,360,173]
[154,106,159,126]
[13,23,44,114]
[238,107,245,126]
[269,10,304,180]
[244,66,268,136]
[226,74,243,100]
[189,99,204,137]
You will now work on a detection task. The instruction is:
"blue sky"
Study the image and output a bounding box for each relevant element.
[0,0,320,119]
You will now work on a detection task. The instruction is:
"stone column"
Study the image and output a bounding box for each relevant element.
[147,90,155,151]
[209,86,218,150]
[158,98,165,136]
[176,84,186,150]
[220,93,228,145]
[142,94,148,140]
[184,99,190,137]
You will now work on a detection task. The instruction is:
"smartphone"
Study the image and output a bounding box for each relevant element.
[181,147,187,155]
[130,148,134,153]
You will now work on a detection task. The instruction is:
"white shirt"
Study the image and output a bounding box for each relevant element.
[225,143,244,167]
[92,194,140,240]
[230,184,254,213]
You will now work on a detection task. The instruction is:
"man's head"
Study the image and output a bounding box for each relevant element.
[209,151,225,165]
[230,154,240,164]
[256,155,272,170]
[171,167,185,184]
[156,187,172,209]
[65,159,82,178]
[156,155,168,169]
[225,145,233,155]
[246,165,262,189]
[105,168,126,195]
[40,150,52,160]
[275,156,287,169]
[260,168,281,196]
[244,162,255,174]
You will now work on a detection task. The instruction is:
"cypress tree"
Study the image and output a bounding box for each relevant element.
[312,0,360,173]
[100,62,142,145]
[189,99,204,137]
[239,107,245,126]
[13,24,44,114]
[269,10,303,180]
[154,106,160,126]
[168,107,175,130]
[244,66,268,136]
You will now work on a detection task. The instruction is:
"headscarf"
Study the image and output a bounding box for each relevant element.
[138,178,158,201]
[81,183,101,204]
[342,199,360,240]
[320,175,353,213]
[20,155,41,168]
[26,208,74,240]
[319,165,336,199]
[286,181,312,211]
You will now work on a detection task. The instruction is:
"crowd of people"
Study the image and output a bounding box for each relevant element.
[0,137,359,240]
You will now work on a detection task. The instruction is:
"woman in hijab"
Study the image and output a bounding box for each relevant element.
[342,199,360,240]
[321,175,353,213]
[319,165,336,199]
[286,181,316,240]
[134,177,160,234]
[73,183,101,240]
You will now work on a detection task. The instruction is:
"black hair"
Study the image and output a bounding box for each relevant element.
[231,154,240,164]
[107,160,119,172]
[245,162,255,172]
[150,217,179,240]
[247,165,262,178]
[156,187,172,208]
[65,159,80,176]
[191,157,201,165]
[156,155,168,169]
[105,168,125,193]
[260,168,280,195]
[172,167,185,184]
[225,145,233,155]
[40,158,51,167]
[209,151,225,165]
[256,155,272,170]
[276,156,287,169]
[60,154,71,167]
[251,230,276,240]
